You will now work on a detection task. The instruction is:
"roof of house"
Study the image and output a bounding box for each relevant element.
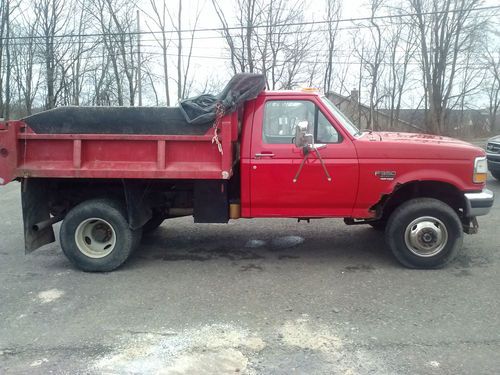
[326,92,425,132]
[380,108,490,129]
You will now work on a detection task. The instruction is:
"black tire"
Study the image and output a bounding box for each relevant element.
[142,213,165,234]
[491,170,500,181]
[385,198,463,269]
[369,220,386,231]
[60,199,142,272]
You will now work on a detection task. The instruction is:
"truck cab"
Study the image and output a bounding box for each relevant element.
[242,90,492,219]
[241,91,360,218]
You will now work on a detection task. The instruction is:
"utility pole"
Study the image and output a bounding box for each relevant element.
[137,9,142,106]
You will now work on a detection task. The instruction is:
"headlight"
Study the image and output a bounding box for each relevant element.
[473,156,488,183]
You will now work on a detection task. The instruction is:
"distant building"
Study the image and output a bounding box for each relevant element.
[327,90,496,137]
[385,108,491,138]
[326,90,424,133]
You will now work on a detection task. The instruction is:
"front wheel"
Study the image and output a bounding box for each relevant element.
[385,198,463,269]
[60,199,142,272]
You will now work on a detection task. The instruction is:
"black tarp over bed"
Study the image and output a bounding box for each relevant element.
[23,74,266,135]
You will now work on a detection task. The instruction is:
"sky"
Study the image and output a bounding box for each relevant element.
[138,0,369,100]
[134,0,499,110]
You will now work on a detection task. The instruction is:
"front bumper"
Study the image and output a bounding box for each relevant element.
[464,189,494,217]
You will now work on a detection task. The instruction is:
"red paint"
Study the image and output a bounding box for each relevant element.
[0,91,487,220]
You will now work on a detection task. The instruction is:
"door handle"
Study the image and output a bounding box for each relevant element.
[255,152,275,158]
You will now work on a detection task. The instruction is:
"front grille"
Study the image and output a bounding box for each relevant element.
[487,142,500,154]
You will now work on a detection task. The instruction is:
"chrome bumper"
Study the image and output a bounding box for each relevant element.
[464,189,494,217]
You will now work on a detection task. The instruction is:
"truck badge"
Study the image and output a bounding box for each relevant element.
[375,171,396,181]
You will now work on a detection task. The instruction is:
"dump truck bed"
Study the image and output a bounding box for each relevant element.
[0,109,239,185]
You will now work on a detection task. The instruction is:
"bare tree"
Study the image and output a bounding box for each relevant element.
[408,0,486,134]
[34,0,74,109]
[105,0,138,106]
[384,16,418,129]
[88,0,140,106]
[11,13,40,115]
[323,0,341,94]
[212,0,262,75]
[366,0,385,130]
[0,0,17,119]
[167,0,203,102]
[485,46,500,133]
[211,0,242,74]
[89,0,124,105]
[146,0,171,105]
[258,0,310,89]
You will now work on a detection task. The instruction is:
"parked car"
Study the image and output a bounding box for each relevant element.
[487,135,500,180]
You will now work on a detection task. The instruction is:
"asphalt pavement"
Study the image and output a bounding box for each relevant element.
[1,176,499,374]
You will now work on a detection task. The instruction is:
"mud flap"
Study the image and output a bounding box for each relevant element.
[21,179,55,253]
[122,180,153,230]
[194,180,229,223]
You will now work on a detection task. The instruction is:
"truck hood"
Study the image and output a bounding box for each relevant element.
[375,131,473,145]
[354,131,485,160]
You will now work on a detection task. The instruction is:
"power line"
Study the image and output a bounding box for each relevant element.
[10,48,492,71]
[0,4,498,43]
[1,12,494,49]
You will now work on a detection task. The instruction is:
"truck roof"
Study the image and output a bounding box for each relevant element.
[259,90,322,98]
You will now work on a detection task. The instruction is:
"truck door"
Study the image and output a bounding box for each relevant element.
[249,97,359,217]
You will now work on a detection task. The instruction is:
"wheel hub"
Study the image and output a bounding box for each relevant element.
[404,216,448,257]
[75,218,116,259]
[91,223,112,243]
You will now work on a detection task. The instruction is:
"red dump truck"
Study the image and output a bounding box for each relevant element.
[0,76,494,271]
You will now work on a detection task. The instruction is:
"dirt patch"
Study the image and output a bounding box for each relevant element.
[453,254,490,269]
[159,247,264,262]
[93,324,266,374]
[279,317,342,353]
[164,348,248,375]
[344,264,376,272]
[240,264,264,272]
[270,236,305,250]
[37,289,64,304]
[278,255,300,260]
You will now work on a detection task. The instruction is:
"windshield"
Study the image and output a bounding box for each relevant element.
[321,96,361,137]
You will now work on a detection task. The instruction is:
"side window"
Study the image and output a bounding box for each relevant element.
[317,111,341,143]
[263,100,341,144]
[263,100,315,144]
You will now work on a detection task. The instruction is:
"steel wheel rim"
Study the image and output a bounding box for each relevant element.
[75,218,116,258]
[404,216,448,257]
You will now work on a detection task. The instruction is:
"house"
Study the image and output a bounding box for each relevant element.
[388,109,491,138]
[326,90,424,133]
[327,90,496,137]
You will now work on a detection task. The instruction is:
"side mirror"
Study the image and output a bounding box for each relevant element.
[294,121,310,148]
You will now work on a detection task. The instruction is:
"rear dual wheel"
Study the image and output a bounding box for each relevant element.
[385,198,463,269]
[60,199,142,272]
